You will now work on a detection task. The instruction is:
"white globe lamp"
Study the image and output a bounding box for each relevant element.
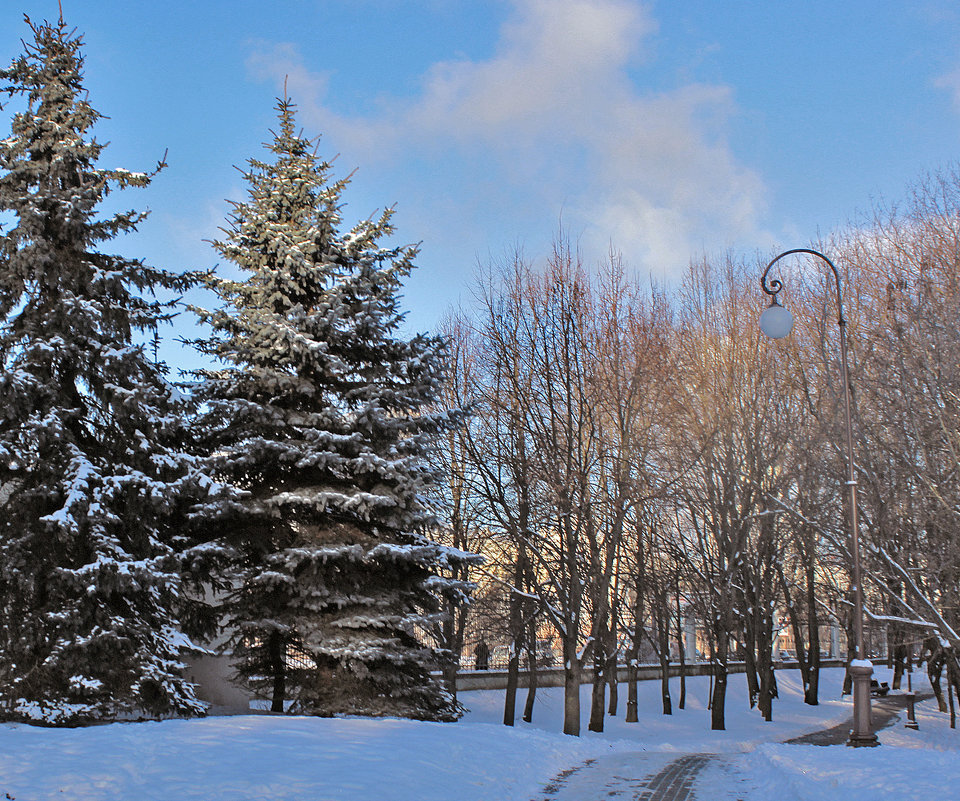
[759,301,793,339]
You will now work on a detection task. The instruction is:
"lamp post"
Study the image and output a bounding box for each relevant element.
[759,248,878,747]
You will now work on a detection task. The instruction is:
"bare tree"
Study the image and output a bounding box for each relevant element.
[669,255,792,729]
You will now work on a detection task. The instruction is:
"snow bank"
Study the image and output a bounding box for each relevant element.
[0,667,955,801]
[0,714,610,801]
[702,695,960,801]
[725,741,960,801]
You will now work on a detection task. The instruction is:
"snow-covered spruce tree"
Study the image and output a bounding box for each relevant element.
[0,15,219,725]
[191,98,476,721]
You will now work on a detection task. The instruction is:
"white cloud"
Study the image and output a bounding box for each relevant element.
[246,0,769,279]
[247,42,331,113]
[935,66,960,113]
[409,0,654,142]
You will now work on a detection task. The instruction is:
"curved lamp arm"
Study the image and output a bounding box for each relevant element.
[760,247,846,326]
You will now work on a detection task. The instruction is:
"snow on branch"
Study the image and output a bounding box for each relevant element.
[767,494,960,650]
[864,611,939,629]
[471,564,565,637]
[875,544,960,645]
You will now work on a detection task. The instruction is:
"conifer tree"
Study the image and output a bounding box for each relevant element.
[192,97,475,721]
[0,14,216,724]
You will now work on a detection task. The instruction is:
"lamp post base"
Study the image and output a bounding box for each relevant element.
[904,692,919,730]
[846,662,879,747]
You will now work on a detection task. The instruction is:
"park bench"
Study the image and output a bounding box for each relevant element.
[870,678,890,697]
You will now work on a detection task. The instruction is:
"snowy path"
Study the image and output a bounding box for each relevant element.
[529,752,678,800]
[528,688,937,801]
[530,752,716,801]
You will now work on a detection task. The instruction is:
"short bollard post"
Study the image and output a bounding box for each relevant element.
[847,662,879,746]
[905,692,919,730]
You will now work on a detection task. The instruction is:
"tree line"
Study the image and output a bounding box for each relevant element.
[437,175,960,735]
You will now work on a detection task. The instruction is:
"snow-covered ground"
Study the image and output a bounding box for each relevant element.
[0,666,956,800]
[702,685,960,801]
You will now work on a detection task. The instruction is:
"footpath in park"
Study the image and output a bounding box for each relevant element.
[531,692,926,801]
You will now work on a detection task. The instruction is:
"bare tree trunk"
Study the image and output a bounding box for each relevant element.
[503,642,520,727]
[588,614,607,732]
[950,672,957,729]
[607,598,619,715]
[657,603,672,715]
[843,644,856,695]
[742,616,759,710]
[675,581,687,710]
[843,601,856,696]
[563,637,581,736]
[711,628,729,730]
[522,631,538,723]
[625,529,646,723]
[521,558,539,724]
[706,625,715,710]
[946,649,960,729]
[891,632,907,690]
[757,610,775,722]
[804,554,821,705]
[930,651,948,712]
[441,603,459,702]
[659,651,672,715]
[606,652,619,716]
[625,652,639,722]
[503,558,524,726]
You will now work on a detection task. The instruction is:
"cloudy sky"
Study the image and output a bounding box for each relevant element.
[3,0,960,365]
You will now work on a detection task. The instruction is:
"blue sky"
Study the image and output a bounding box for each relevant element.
[3,1,960,369]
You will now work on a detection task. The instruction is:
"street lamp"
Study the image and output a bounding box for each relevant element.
[759,248,878,747]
